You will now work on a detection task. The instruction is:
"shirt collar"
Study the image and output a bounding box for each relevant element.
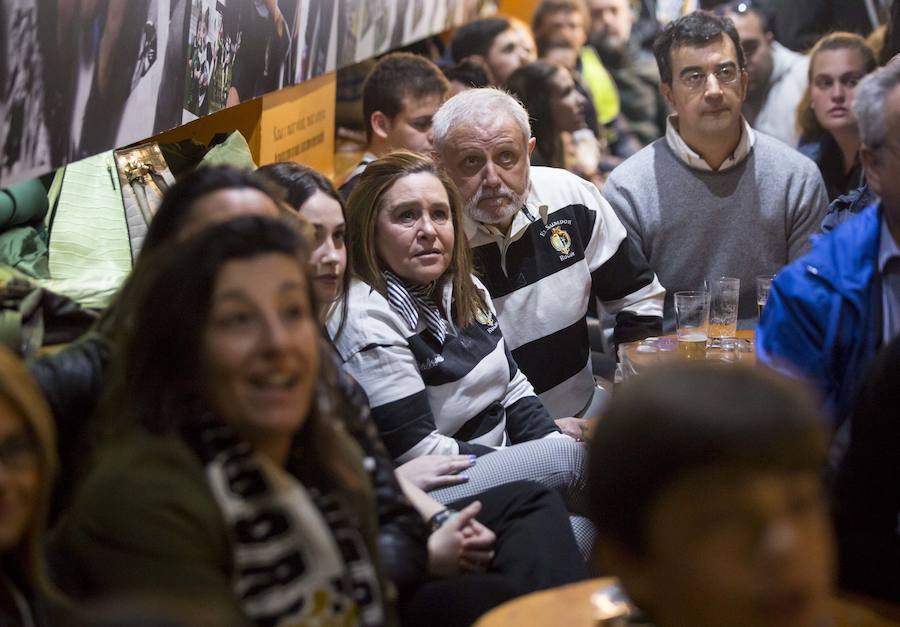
[878,215,900,273]
[664,114,756,172]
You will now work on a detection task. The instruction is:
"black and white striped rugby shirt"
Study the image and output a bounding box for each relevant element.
[328,275,563,463]
[466,166,665,418]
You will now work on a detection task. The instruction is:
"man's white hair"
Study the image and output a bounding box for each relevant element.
[853,58,900,149]
[432,88,532,153]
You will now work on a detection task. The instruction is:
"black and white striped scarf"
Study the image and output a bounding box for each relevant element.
[182,412,385,627]
[383,270,448,345]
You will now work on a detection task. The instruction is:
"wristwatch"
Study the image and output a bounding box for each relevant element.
[428,508,459,532]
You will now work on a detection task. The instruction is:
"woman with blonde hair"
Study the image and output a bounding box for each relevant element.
[797,32,877,201]
[0,346,57,626]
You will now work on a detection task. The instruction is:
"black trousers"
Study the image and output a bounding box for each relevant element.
[400,480,589,627]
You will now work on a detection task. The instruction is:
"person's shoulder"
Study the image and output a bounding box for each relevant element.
[329,279,407,355]
[76,430,208,505]
[605,140,666,185]
[753,133,820,174]
[529,166,613,219]
[59,428,222,549]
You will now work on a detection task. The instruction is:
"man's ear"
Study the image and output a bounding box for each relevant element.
[660,81,676,110]
[765,31,775,45]
[528,136,537,155]
[860,144,883,195]
[739,68,749,102]
[370,111,392,141]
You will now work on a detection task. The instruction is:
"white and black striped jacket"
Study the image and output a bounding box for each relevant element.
[467,166,665,418]
[328,276,563,463]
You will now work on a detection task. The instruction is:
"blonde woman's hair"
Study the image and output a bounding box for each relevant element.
[0,346,57,596]
[797,32,877,144]
[345,150,486,328]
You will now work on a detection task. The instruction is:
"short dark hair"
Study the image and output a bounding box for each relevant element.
[450,17,512,62]
[652,11,745,85]
[362,52,449,142]
[442,59,491,90]
[588,363,826,556]
[531,0,588,35]
[142,165,280,254]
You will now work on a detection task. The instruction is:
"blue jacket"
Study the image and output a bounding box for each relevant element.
[757,202,883,426]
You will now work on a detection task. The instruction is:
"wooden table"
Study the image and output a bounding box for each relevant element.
[618,329,756,380]
[474,578,900,627]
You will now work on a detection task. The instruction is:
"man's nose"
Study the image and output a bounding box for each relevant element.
[704,73,725,98]
[483,160,501,188]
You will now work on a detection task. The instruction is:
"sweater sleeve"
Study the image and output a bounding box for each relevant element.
[586,176,665,343]
[787,164,829,260]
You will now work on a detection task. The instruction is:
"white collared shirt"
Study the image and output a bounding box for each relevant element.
[664,114,756,172]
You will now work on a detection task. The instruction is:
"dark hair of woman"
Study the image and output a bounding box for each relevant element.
[344,150,485,329]
[506,61,565,168]
[256,162,341,211]
[107,216,371,510]
[141,165,280,254]
[256,161,352,336]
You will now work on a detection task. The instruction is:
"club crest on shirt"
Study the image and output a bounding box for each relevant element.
[549,225,573,260]
[475,307,499,333]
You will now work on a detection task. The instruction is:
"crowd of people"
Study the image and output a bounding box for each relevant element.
[2,1,900,626]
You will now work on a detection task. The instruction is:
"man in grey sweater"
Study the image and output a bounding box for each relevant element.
[602,11,827,330]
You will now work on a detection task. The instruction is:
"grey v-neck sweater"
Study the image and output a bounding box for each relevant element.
[602,132,828,330]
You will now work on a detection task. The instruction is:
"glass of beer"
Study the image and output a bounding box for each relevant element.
[756,275,775,318]
[674,290,710,359]
[709,277,740,341]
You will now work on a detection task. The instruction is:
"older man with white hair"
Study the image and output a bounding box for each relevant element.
[758,59,900,427]
[432,88,664,421]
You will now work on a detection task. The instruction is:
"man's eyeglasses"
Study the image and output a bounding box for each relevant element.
[679,65,741,91]
[0,432,37,472]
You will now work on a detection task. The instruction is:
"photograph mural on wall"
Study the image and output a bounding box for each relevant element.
[0,0,493,188]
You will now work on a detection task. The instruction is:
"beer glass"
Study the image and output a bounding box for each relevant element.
[756,275,775,318]
[709,277,740,340]
[674,291,710,359]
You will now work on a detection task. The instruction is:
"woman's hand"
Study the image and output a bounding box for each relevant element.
[396,454,476,491]
[555,417,589,442]
[458,517,496,574]
[427,501,495,577]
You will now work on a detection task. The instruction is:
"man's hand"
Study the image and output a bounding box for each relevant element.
[555,417,589,442]
[396,454,476,491]
[427,501,495,577]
